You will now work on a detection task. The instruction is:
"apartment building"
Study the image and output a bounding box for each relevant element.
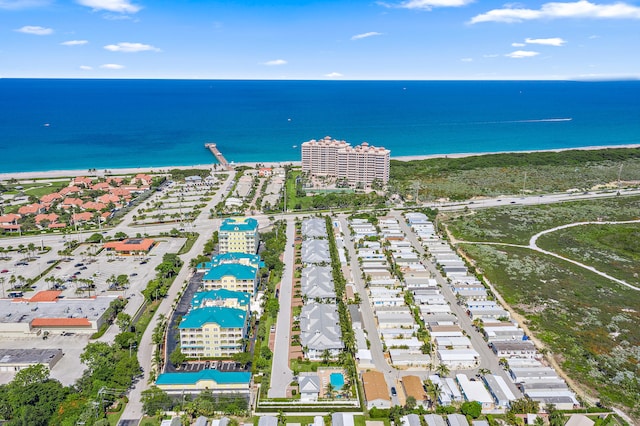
[301,136,390,187]
[218,217,259,254]
[179,290,250,358]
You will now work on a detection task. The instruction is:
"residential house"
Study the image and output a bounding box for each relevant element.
[299,301,343,360]
[301,217,328,238]
[401,375,429,407]
[298,373,321,401]
[361,370,391,409]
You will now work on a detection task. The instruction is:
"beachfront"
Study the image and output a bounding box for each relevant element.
[2,143,640,181]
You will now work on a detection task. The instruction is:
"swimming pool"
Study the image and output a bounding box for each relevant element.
[330,372,345,390]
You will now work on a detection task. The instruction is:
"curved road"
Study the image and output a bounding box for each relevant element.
[529,220,640,291]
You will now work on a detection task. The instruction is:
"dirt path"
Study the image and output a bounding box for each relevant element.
[529,220,640,291]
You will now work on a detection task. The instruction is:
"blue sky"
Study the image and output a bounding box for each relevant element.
[2,0,639,79]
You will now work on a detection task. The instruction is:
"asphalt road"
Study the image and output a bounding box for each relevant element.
[391,211,522,397]
[267,217,295,398]
[119,172,235,422]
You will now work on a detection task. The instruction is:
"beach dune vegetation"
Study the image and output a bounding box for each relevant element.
[390,147,640,201]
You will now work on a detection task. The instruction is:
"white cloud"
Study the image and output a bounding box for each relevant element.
[324,72,343,78]
[461,57,473,62]
[0,0,50,10]
[61,40,88,46]
[512,42,526,47]
[526,37,567,46]
[15,25,53,35]
[100,63,124,69]
[483,54,499,58]
[589,34,600,39]
[506,50,540,58]
[104,42,160,52]
[76,0,141,13]
[351,32,383,40]
[262,59,287,66]
[79,65,93,70]
[381,0,474,10]
[470,0,640,24]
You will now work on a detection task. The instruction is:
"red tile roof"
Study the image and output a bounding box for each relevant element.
[82,201,106,211]
[62,197,83,206]
[104,238,155,253]
[0,214,21,224]
[91,182,111,190]
[35,213,59,224]
[59,186,81,195]
[72,212,93,222]
[31,318,91,327]
[18,203,45,215]
[29,290,62,303]
[40,193,62,203]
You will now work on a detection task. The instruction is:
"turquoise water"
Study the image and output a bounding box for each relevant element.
[1,79,639,173]
[330,372,344,390]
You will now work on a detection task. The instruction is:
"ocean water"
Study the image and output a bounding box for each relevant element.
[1,79,639,173]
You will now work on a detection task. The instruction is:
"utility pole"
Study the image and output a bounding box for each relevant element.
[617,163,623,194]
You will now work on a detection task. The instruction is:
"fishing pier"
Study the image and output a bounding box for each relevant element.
[204,143,232,170]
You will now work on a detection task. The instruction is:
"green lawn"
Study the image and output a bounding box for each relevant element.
[23,182,68,198]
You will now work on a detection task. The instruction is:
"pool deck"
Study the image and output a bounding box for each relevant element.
[317,367,345,398]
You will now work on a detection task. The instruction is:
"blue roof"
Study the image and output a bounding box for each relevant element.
[203,263,257,281]
[213,252,264,267]
[156,369,251,385]
[220,217,258,232]
[197,252,264,272]
[179,306,247,329]
[191,289,250,309]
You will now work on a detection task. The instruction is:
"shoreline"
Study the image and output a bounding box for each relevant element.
[2,143,639,181]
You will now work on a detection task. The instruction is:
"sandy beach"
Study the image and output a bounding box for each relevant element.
[1,143,639,181]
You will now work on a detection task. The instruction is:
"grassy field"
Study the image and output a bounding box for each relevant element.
[445,195,640,245]
[536,223,640,285]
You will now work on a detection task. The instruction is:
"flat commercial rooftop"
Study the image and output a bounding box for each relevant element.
[0,348,63,367]
[0,295,117,325]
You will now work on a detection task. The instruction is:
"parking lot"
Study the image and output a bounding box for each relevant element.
[28,237,187,300]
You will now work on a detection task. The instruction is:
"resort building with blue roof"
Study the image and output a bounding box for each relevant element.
[190,289,250,310]
[156,369,251,396]
[202,262,258,294]
[179,306,248,358]
[197,252,264,272]
[219,217,259,254]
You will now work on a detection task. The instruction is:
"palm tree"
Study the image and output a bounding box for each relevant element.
[27,243,36,260]
[436,363,450,378]
[325,382,335,399]
[478,367,492,376]
[321,349,331,365]
[428,381,441,410]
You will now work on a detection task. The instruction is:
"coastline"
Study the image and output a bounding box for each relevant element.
[2,143,640,181]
